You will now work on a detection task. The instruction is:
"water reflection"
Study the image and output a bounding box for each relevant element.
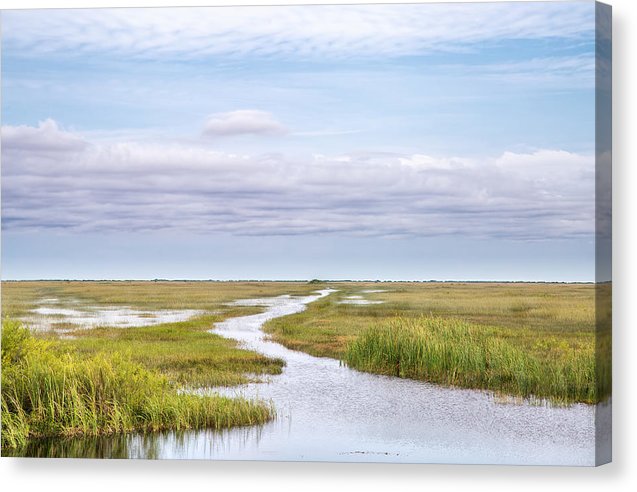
[5,434,139,459]
[4,425,274,460]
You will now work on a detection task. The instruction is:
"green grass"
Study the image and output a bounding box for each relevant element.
[1,320,274,450]
[0,281,326,451]
[263,282,608,404]
[264,282,597,360]
[1,280,610,451]
[1,282,314,451]
[62,312,285,388]
[345,316,598,404]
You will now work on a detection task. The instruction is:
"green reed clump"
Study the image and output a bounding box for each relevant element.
[344,316,597,404]
[1,319,273,450]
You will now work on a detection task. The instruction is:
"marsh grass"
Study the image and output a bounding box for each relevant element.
[264,282,605,403]
[345,316,597,404]
[62,313,285,387]
[1,280,323,317]
[1,280,607,450]
[1,320,273,450]
[264,282,596,359]
[2,282,318,450]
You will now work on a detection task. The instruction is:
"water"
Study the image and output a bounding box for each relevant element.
[15,289,598,464]
[23,298,201,333]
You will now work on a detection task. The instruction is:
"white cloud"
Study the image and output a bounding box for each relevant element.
[2,3,594,60]
[1,120,594,240]
[202,110,288,137]
[1,119,88,152]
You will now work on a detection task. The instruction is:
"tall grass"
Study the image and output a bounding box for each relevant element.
[344,316,597,404]
[1,320,273,450]
[264,282,596,361]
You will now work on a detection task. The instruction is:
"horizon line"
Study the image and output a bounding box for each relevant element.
[0,278,597,284]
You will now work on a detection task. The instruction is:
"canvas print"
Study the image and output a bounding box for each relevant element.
[0,1,611,465]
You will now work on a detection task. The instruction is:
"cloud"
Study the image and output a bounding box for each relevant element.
[1,120,594,240]
[1,3,594,61]
[202,110,288,137]
[293,129,362,138]
[1,119,88,153]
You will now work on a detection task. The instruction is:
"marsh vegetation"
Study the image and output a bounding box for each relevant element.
[1,280,607,454]
[345,316,596,404]
[264,282,605,404]
[1,281,320,451]
[1,320,273,449]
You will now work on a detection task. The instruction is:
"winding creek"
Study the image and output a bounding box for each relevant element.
[18,289,604,464]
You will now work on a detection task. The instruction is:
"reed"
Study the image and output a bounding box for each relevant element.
[1,320,273,450]
[264,282,596,360]
[344,316,597,404]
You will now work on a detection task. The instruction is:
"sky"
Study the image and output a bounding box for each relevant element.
[1,2,601,281]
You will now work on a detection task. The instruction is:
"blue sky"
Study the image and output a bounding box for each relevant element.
[1,2,600,281]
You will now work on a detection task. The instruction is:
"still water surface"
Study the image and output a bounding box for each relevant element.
[17,289,597,464]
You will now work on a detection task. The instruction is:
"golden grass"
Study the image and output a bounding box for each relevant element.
[1,280,322,317]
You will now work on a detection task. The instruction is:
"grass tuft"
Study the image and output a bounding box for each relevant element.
[1,319,273,450]
[344,316,598,404]
[64,314,285,388]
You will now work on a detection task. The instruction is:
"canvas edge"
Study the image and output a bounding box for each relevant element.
[594,0,612,467]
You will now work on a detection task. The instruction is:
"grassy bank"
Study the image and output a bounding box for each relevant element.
[2,281,324,451]
[264,282,604,404]
[345,316,597,404]
[264,283,596,359]
[63,313,285,387]
[1,320,273,450]
[1,279,607,449]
